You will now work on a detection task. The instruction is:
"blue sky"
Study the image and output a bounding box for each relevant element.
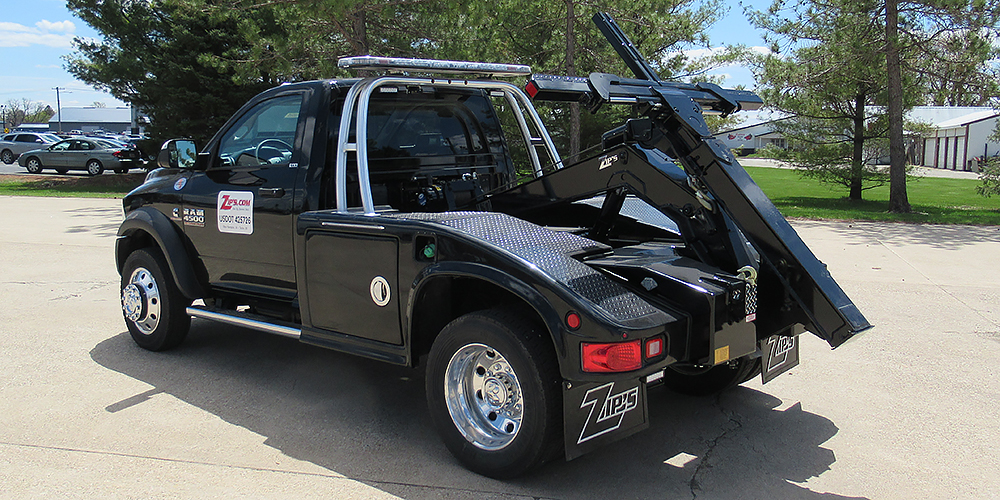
[0,0,769,113]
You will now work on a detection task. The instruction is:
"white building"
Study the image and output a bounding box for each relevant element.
[914,107,999,171]
[717,106,1000,171]
[48,106,136,135]
[715,114,792,154]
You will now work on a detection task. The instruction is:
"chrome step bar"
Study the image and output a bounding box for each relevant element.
[186,306,301,339]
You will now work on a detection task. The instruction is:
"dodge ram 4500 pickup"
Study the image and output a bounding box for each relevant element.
[116,13,870,478]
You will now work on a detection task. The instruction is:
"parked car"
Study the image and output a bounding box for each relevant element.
[0,132,62,164]
[17,137,144,175]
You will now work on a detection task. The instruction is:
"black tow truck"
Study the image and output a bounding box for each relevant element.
[115,13,870,478]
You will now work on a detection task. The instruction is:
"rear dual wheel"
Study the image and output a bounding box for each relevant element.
[426,308,562,478]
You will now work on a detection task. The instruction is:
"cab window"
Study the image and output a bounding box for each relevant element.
[217,94,302,168]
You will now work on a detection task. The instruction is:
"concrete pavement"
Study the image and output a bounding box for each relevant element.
[1,195,998,499]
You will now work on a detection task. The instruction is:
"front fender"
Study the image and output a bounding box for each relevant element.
[116,207,205,299]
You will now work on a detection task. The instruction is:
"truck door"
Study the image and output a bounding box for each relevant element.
[180,92,305,298]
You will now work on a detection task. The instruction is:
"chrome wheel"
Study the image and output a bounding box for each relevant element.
[1,150,13,164]
[122,266,161,335]
[444,343,524,451]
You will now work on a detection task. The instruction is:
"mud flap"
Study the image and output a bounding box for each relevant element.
[761,334,800,384]
[563,378,648,460]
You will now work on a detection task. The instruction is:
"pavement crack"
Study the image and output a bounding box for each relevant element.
[689,395,743,499]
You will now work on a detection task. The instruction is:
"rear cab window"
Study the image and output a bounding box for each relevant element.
[328,87,515,211]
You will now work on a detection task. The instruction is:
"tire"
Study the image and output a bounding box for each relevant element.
[24,156,42,174]
[120,248,191,351]
[425,308,562,479]
[661,355,761,397]
[1,149,13,164]
[55,169,68,175]
[86,159,104,176]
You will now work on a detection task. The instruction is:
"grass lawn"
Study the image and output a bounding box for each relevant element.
[744,166,1000,226]
[0,173,145,198]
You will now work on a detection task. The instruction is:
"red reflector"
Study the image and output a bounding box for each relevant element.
[645,338,663,358]
[565,312,581,330]
[525,81,539,98]
[582,340,642,373]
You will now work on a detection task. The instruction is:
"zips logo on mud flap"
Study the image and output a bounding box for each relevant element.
[766,335,795,371]
[577,382,639,444]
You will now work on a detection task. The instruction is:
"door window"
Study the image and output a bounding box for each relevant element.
[217,94,302,168]
[50,141,71,151]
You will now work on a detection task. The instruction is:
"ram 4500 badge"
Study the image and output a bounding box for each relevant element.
[115,12,870,478]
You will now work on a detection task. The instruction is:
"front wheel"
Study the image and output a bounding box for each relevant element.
[120,248,191,351]
[661,356,761,397]
[86,159,103,176]
[24,156,42,174]
[425,308,562,478]
[1,149,14,164]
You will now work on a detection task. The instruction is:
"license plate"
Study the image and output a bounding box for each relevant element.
[761,335,799,384]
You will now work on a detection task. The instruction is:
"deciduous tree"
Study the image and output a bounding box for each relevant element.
[750,0,896,200]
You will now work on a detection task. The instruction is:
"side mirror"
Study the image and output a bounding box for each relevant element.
[157,139,199,169]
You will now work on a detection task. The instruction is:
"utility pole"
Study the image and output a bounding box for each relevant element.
[53,87,64,133]
[1,105,6,133]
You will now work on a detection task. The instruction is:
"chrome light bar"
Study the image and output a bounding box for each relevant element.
[338,56,531,77]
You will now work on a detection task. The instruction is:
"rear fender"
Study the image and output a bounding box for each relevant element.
[408,261,567,364]
[116,207,205,299]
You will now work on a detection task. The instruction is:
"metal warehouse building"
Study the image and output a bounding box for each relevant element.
[718,106,1000,171]
[917,108,1000,171]
[47,107,133,135]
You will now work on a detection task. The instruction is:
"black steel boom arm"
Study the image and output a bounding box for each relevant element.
[516,12,870,347]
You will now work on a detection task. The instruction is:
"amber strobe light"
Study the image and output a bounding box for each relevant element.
[582,340,642,373]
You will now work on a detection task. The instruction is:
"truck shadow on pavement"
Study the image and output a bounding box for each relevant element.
[91,322,867,500]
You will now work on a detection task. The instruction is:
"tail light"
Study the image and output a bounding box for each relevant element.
[582,340,642,373]
[112,150,126,159]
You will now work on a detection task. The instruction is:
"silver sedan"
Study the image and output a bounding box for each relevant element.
[0,132,62,164]
[17,137,143,175]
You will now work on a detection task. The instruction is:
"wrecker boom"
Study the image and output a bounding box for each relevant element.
[503,12,871,348]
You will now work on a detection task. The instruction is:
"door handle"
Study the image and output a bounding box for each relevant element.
[259,187,285,198]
